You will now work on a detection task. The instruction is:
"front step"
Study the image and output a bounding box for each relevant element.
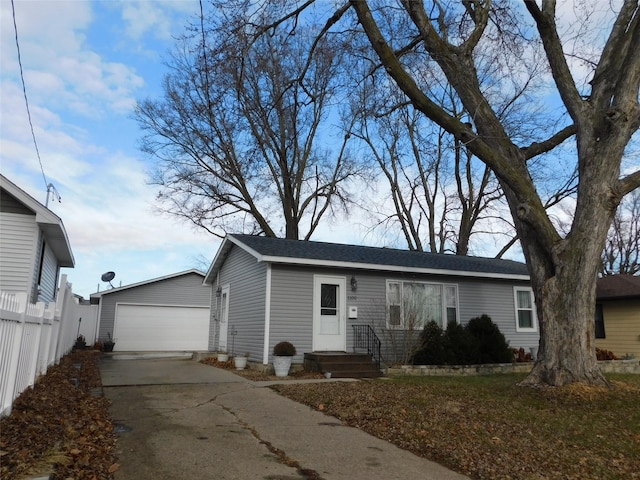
[304,352,382,378]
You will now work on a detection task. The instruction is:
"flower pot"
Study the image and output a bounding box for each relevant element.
[272,356,292,377]
[234,356,248,370]
[218,353,229,362]
[103,342,115,352]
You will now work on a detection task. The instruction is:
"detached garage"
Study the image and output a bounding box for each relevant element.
[91,270,211,352]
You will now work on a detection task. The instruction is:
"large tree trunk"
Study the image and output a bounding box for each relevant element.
[513,137,621,387]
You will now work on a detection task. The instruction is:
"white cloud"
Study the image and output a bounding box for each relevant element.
[120,1,196,41]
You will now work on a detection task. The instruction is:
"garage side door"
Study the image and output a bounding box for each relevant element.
[114,304,209,351]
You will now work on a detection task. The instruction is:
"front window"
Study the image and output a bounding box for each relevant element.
[514,287,537,332]
[386,280,458,329]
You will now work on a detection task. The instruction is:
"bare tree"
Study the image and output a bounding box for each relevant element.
[351,79,506,254]
[601,190,640,276]
[134,1,362,240]
[253,0,639,386]
[350,0,640,386]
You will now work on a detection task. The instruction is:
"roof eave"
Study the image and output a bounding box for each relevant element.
[203,234,264,285]
[259,255,529,280]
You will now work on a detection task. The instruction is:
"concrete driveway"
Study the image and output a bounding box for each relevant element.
[100,354,468,480]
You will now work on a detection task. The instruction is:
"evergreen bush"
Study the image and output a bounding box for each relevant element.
[443,320,476,364]
[466,314,512,363]
[410,321,446,365]
[410,315,512,365]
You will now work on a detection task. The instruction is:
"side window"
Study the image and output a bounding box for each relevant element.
[387,281,402,328]
[444,285,458,324]
[514,287,537,332]
[594,304,606,339]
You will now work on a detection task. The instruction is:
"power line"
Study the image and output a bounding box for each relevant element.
[11,0,48,191]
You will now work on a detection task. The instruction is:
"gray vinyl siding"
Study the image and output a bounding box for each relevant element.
[0,212,38,295]
[36,240,59,304]
[264,266,537,364]
[269,266,314,363]
[213,247,266,361]
[98,273,210,342]
[458,279,538,348]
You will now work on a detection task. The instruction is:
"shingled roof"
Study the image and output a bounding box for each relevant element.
[596,275,640,300]
[205,234,530,283]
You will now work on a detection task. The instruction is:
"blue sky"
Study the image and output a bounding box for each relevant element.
[1,0,223,298]
[1,0,370,298]
[2,1,635,298]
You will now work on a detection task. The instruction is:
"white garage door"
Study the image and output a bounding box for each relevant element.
[114,304,209,351]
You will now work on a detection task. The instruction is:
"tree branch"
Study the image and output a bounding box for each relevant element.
[521,124,576,160]
[524,0,585,122]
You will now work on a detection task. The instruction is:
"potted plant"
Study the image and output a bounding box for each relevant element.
[103,333,116,352]
[217,351,229,362]
[73,335,87,351]
[272,341,296,377]
[234,352,250,370]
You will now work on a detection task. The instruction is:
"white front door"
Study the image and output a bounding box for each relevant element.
[218,286,230,351]
[313,275,346,351]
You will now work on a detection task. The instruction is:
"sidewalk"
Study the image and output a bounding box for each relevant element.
[101,356,469,480]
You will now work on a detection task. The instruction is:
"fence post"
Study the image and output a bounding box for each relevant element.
[26,302,45,387]
[1,293,28,416]
[38,303,56,375]
[54,275,70,362]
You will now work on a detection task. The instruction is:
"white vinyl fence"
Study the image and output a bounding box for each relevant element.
[0,274,92,417]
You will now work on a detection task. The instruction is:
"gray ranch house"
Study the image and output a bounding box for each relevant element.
[204,234,538,372]
[91,270,210,351]
[0,174,74,304]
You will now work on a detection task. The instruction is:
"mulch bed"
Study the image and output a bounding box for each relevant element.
[200,356,325,381]
[0,350,118,480]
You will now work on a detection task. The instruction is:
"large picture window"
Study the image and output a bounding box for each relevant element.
[514,287,537,332]
[386,281,458,329]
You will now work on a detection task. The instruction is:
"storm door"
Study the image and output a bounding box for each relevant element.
[313,275,346,351]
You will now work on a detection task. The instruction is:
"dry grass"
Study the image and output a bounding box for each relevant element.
[272,374,640,480]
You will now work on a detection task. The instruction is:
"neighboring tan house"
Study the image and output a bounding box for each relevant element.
[0,174,74,304]
[204,234,538,372]
[90,270,210,351]
[595,275,640,358]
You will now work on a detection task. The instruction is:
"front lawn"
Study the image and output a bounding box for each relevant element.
[272,374,640,480]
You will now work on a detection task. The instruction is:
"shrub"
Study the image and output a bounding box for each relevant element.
[443,320,477,364]
[273,341,296,356]
[410,321,446,365]
[466,314,512,364]
[595,347,617,360]
[410,315,512,365]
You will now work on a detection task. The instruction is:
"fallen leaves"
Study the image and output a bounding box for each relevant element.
[0,351,117,480]
[273,374,640,480]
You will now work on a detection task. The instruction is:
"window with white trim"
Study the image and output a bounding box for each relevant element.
[386,280,458,329]
[514,287,537,332]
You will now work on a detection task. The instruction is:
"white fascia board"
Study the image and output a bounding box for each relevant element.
[203,237,235,285]
[258,255,530,281]
[204,234,266,285]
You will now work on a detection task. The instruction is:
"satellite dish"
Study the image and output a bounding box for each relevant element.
[101,271,115,282]
[101,271,116,288]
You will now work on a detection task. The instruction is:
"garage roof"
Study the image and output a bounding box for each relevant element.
[90,269,205,298]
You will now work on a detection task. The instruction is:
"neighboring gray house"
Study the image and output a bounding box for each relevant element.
[204,234,538,368]
[90,270,210,351]
[0,174,74,304]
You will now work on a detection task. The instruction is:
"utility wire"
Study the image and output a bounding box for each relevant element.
[11,0,48,190]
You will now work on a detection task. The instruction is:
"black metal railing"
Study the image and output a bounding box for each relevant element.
[352,324,381,371]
